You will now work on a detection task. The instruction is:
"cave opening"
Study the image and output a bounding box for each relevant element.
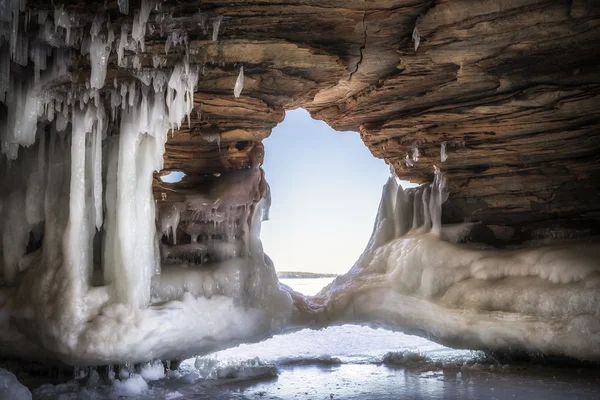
[159,170,186,183]
[260,108,418,292]
[186,108,460,373]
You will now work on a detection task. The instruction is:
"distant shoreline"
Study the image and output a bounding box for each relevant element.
[277,271,339,279]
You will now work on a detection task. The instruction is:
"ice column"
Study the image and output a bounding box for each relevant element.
[105,91,170,307]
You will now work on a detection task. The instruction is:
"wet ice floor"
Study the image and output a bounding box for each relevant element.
[29,355,600,400]
[150,363,600,400]
[17,278,600,399]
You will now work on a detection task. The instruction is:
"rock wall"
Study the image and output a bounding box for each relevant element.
[139,0,600,235]
[13,0,600,233]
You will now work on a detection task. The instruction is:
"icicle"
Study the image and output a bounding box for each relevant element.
[9,1,20,60]
[120,82,128,109]
[89,34,109,89]
[412,26,420,51]
[166,62,198,129]
[132,55,141,70]
[118,25,127,67]
[212,16,223,41]
[164,35,171,55]
[412,147,419,162]
[440,141,448,162]
[430,166,446,235]
[153,54,162,68]
[54,5,72,45]
[108,90,170,307]
[90,16,103,40]
[234,66,244,98]
[118,0,129,15]
[132,1,152,52]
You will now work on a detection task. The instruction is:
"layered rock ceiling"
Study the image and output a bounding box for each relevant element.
[38,0,600,234]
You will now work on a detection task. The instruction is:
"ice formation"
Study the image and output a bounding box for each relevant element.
[234,65,244,98]
[0,2,290,365]
[440,141,448,162]
[0,0,599,370]
[412,26,420,51]
[212,16,223,41]
[288,169,600,361]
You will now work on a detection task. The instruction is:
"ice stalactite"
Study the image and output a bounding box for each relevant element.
[412,26,420,51]
[287,168,600,361]
[118,24,128,67]
[89,29,110,89]
[234,66,244,98]
[118,0,130,16]
[132,0,153,52]
[167,61,199,130]
[212,16,223,41]
[440,141,447,162]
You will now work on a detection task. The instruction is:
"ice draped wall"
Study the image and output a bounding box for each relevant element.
[0,0,291,363]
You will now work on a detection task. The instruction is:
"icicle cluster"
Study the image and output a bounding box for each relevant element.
[157,161,268,266]
[0,1,199,308]
[381,167,448,240]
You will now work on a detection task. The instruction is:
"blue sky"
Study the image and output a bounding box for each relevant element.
[260,109,415,274]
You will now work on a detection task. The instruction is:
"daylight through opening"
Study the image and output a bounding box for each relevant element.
[261,109,417,295]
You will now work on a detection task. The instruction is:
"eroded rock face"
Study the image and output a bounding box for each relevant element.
[4,1,598,230]
[117,0,599,234]
[12,0,597,230]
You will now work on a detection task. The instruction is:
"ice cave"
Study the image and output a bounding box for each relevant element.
[1,0,600,398]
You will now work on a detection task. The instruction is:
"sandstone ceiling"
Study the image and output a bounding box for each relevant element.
[32,0,600,234]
